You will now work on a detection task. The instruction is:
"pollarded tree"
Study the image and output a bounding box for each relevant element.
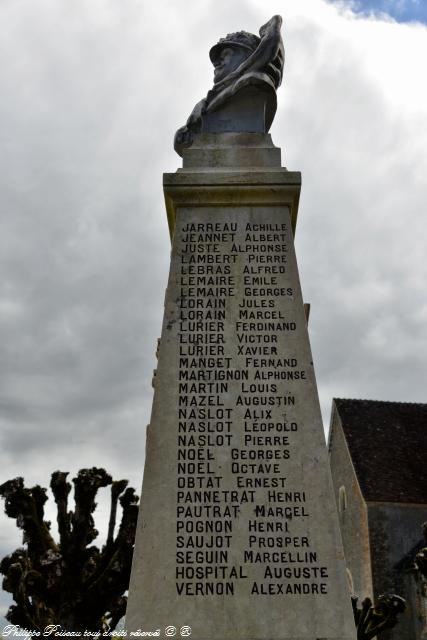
[351,594,406,640]
[0,467,139,634]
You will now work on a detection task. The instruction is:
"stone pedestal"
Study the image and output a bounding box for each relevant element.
[126,134,356,640]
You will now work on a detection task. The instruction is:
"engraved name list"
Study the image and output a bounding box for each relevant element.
[173,209,330,600]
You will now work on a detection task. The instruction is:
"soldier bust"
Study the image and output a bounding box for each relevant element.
[174,15,285,156]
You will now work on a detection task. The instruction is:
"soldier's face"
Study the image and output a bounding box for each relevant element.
[213,47,247,83]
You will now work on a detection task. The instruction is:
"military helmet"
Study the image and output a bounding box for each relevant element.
[209,30,260,64]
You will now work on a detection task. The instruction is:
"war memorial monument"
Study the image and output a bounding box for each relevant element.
[127,15,356,640]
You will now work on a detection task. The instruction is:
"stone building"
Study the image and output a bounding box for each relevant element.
[328,398,427,639]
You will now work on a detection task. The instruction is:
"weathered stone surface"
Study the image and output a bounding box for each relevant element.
[181,133,281,170]
[127,144,356,638]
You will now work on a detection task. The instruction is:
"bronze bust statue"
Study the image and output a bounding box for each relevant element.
[174,15,284,156]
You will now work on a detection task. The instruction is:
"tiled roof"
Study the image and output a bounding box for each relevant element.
[333,398,427,504]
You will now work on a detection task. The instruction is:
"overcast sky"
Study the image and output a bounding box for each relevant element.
[1,0,426,625]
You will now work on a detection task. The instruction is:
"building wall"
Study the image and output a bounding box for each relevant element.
[403,571,427,640]
[368,502,427,640]
[328,406,373,601]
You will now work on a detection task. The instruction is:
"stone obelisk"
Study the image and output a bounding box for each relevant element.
[127,15,356,640]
